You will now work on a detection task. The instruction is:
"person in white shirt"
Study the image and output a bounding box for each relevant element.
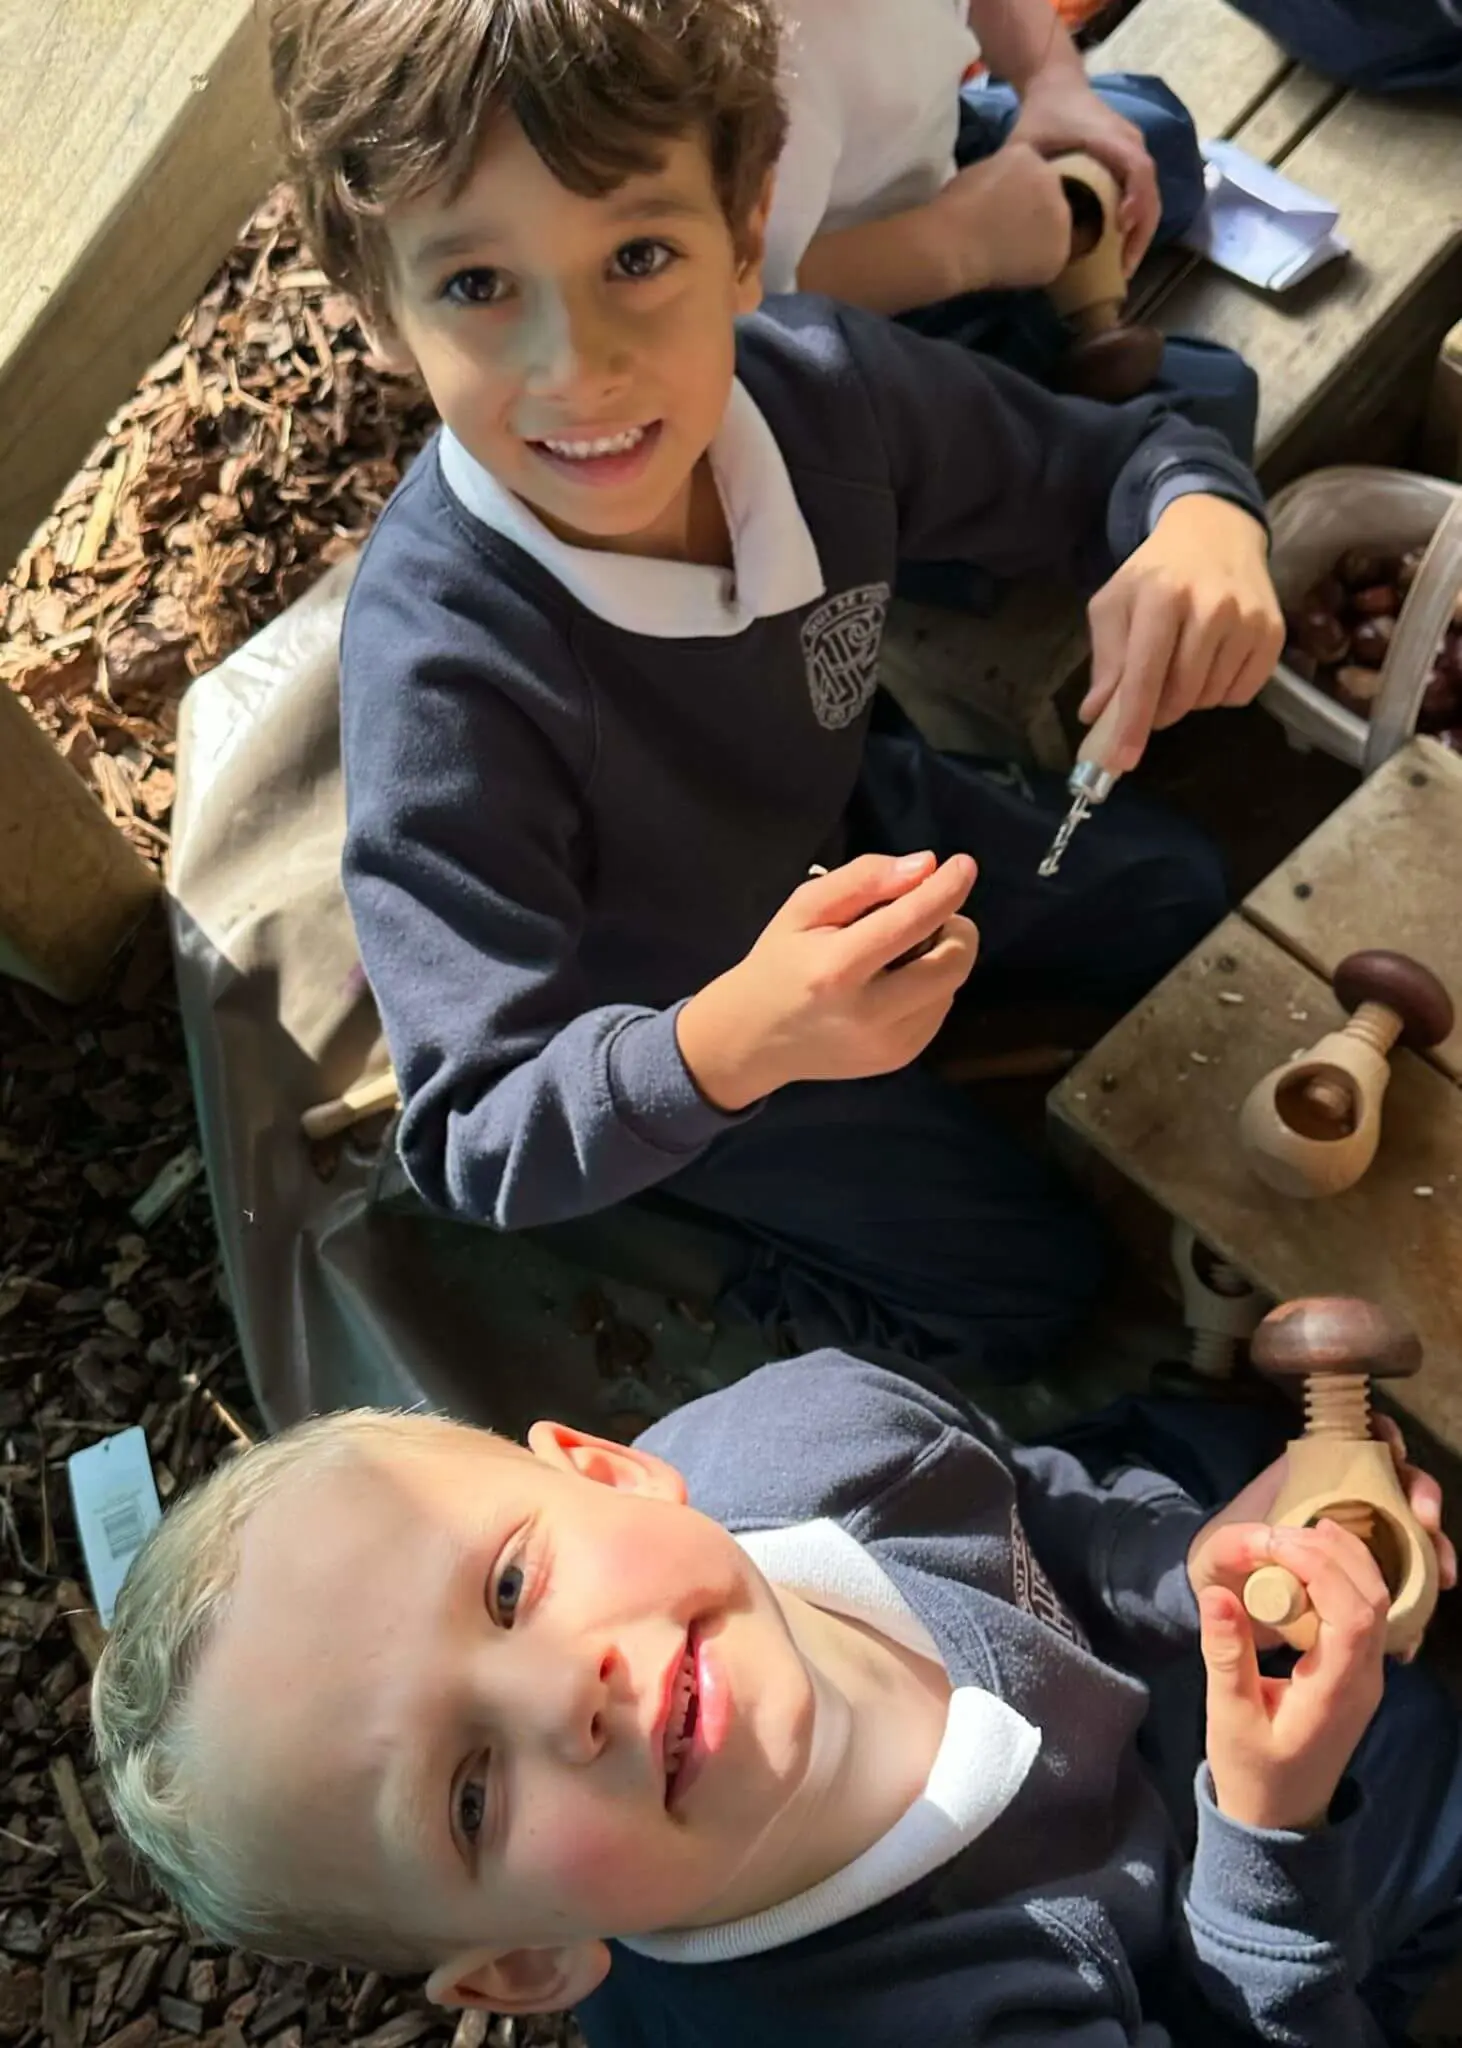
[767,0,1257,472]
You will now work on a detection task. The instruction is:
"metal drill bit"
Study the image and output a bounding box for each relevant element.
[1037,756,1119,879]
[1037,794,1091,877]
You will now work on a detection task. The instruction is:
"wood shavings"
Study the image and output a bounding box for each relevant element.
[3,187,435,873]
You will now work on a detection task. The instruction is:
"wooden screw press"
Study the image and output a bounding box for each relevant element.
[1239,949,1455,1198]
[1047,152,1164,404]
[1242,1297,1439,1658]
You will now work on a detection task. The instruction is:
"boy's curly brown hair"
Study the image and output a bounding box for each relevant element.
[267,0,788,328]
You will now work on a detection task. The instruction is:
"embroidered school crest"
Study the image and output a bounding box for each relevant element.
[800,582,891,730]
[1009,1504,1088,1649]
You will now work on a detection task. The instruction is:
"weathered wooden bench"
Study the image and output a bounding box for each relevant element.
[883,0,1462,766]
[1049,736,1462,1464]
[1,1,277,998]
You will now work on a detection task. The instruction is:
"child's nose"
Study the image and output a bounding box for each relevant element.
[522,288,625,398]
[532,1642,618,1765]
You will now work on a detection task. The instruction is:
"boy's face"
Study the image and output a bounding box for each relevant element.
[380,119,769,560]
[191,1419,828,2010]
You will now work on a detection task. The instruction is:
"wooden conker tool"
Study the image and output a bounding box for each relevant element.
[1047,153,1164,404]
[1239,949,1455,1197]
[1242,1297,1439,1658]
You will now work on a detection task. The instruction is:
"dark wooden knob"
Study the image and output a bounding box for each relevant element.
[1058,326,1166,404]
[1252,1297,1422,1379]
[1333,950,1455,1047]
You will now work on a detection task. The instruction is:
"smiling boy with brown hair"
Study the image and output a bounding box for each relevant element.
[269,0,1283,1387]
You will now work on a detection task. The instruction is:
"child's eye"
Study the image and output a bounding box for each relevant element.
[611,239,676,283]
[492,1559,526,1628]
[443,267,509,307]
[456,1769,487,1846]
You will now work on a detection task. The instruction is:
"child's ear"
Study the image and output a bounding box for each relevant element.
[426,1939,610,2014]
[526,1421,687,1504]
[733,169,777,315]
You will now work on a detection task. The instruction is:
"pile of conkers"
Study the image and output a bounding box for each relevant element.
[1283,543,1462,752]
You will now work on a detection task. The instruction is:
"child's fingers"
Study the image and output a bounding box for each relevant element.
[1198,1585,1265,1710]
[1080,580,1131,726]
[1401,1470,1458,1590]
[789,851,938,930]
[1375,1419,1458,1590]
[1197,625,1254,710]
[826,857,977,979]
[1227,626,1284,709]
[1085,583,1181,771]
[1189,1519,1285,1600]
[1272,1524,1389,1654]
[866,917,979,1019]
[1154,610,1224,729]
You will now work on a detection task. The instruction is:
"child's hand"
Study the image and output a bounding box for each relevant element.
[1194,1518,1390,1832]
[1188,1415,1458,1662]
[929,144,1074,296]
[1011,75,1162,273]
[1080,495,1285,775]
[676,852,978,1111]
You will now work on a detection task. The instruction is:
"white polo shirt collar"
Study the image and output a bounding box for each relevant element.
[436,380,824,639]
[619,1517,1041,1965]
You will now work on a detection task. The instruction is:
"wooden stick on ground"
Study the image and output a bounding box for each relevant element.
[300,1068,401,1141]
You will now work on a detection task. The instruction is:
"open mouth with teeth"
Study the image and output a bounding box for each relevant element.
[663,1634,701,1808]
[528,420,662,483]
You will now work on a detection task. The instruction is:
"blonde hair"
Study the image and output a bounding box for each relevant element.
[92,1406,476,1970]
[267,0,788,327]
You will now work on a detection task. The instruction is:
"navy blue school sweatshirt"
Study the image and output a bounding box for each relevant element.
[578,1354,1390,2047]
[339,296,1263,1230]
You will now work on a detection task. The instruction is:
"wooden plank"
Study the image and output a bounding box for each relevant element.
[0,688,157,1001]
[1231,66,1340,166]
[1087,0,1293,143]
[1421,317,1462,482]
[1154,92,1462,481]
[1050,914,1462,1453]
[1245,738,1462,1083]
[0,0,278,574]
[1131,65,1343,387]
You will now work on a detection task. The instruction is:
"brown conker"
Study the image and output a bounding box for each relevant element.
[1302,575,1347,615]
[1352,583,1399,618]
[1350,615,1395,668]
[1337,547,1398,590]
[1398,546,1427,591]
[1290,604,1350,664]
[1333,664,1382,716]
